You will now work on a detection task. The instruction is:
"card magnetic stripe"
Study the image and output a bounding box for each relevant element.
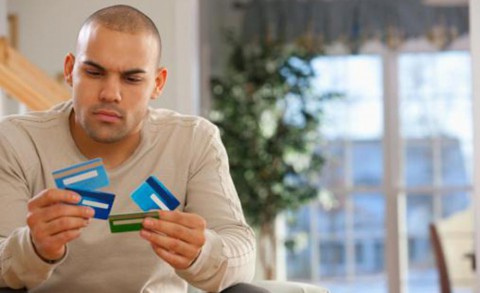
[130,182,165,211]
[109,211,159,233]
[146,176,180,210]
[66,187,115,220]
[52,158,103,178]
[53,158,109,190]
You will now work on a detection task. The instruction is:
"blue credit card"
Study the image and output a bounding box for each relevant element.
[66,187,115,220]
[52,158,109,190]
[131,176,180,212]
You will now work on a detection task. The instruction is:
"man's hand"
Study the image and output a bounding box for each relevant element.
[140,210,206,270]
[26,189,94,262]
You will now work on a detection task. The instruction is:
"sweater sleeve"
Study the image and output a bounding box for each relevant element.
[0,227,65,289]
[175,121,256,292]
[0,126,61,289]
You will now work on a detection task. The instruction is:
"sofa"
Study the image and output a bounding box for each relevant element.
[188,281,329,293]
[1,281,329,293]
[253,280,329,293]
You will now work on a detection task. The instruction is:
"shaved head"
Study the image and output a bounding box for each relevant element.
[78,5,162,63]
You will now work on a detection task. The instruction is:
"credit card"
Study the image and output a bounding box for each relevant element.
[131,176,180,212]
[66,187,115,220]
[52,158,109,190]
[108,211,159,233]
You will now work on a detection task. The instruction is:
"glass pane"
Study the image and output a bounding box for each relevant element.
[319,141,345,188]
[352,141,383,186]
[312,55,383,140]
[406,194,434,291]
[441,139,472,186]
[437,98,472,141]
[405,142,433,187]
[406,194,433,246]
[399,52,471,139]
[316,193,346,278]
[352,193,385,235]
[285,206,312,279]
[353,193,385,275]
[316,192,346,235]
[441,192,470,218]
[318,240,346,277]
[286,245,312,279]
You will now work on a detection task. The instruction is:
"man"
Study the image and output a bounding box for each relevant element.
[0,5,263,293]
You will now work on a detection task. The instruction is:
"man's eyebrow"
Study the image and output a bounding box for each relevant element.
[123,69,147,75]
[83,60,105,71]
[83,60,147,75]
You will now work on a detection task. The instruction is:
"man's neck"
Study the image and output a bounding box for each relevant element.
[69,113,141,169]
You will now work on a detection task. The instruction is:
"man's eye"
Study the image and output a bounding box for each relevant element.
[86,70,102,76]
[125,76,142,83]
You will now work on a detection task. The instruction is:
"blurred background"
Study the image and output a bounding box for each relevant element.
[0,0,475,292]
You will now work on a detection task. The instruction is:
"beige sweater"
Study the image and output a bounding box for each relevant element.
[0,101,255,293]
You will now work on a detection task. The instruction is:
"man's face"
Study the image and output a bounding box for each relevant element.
[65,23,166,143]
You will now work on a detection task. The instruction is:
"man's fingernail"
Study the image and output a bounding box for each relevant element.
[140,229,151,238]
[71,193,81,202]
[144,218,152,226]
[85,207,95,217]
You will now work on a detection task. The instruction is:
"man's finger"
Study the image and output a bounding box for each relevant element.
[151,244,194,270]
[140,229,199,260]
[27,204,94,233]
[156,210,206,230]
[38,204,94,223]
[40,217,91,238]
[142,217,204,246]
[28,189,81,210]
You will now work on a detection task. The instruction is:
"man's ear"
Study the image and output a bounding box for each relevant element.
[151,67,168,100]
[64,53,75,87]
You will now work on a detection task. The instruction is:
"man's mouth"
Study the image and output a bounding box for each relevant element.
[93,109,122,123]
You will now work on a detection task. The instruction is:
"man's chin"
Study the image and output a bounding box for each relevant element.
[86,130,125,144]
[93,137,122,144]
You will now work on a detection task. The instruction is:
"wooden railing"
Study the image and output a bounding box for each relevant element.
[0,37,69,111]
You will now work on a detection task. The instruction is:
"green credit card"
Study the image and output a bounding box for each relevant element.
[108,211,159,233]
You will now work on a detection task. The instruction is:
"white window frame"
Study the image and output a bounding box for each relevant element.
[283,36,472,293]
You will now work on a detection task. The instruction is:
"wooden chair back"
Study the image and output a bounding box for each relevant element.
[429,223,451,293]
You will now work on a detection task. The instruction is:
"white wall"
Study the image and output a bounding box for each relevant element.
[470,0,480,291]
[0,0,7,116]
[6,0,200,114]
[0,0,6,36]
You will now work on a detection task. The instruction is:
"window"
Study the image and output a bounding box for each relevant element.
[285,50,472,293]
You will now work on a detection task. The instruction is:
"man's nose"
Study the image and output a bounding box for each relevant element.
[99,76,122,103]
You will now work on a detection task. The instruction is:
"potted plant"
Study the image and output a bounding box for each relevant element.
[210,34,332,279]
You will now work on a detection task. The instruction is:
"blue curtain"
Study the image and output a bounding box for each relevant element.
[240,0,468,50]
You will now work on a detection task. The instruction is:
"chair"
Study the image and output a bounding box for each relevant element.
[429,209,475,293]
[2,281,330,293]
[429,223,451,293]
[253,280,329,293]
[187,281,329,293]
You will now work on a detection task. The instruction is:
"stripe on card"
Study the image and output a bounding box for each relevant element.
[82,199,109,209]
[109,211,158,221]
[112,218,144,225]
[52,160,103,179]
[150,194,170,210]
[62,170,99,185]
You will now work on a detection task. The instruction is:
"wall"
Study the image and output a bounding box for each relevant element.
[0,0,5,36]
[0,0,6,115]
[199,0,247,116]
[6,0,200,114]
[470,0,480,290]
